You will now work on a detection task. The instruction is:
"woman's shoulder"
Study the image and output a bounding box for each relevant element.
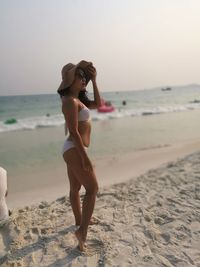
[62,96,78,105]
[61,96,80,112]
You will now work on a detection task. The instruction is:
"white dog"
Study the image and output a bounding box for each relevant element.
[0,167,9,221]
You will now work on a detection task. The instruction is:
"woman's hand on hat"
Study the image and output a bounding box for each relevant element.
[87,65,97,82]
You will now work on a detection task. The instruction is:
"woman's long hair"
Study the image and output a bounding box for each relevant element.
[78,90,91,107]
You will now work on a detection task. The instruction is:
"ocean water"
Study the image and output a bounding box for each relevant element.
[0,84,200,177]
[0,84,200,133]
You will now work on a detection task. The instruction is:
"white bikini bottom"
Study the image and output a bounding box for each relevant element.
[62,140,75,155]
[62,140,87,155]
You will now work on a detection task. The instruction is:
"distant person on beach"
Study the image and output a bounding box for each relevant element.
[0,167,9,222]
[57,60,101,251]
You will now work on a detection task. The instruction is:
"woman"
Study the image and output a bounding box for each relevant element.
[57,60,101,251]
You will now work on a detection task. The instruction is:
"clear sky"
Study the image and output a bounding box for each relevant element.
[0,0,200,95]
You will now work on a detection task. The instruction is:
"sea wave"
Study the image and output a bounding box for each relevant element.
[0,114,64,133]
[0,103,199,133]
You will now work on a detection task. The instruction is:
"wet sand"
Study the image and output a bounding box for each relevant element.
[6,137,200,209]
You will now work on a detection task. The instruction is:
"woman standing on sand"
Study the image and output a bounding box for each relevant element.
[57,60,101,251]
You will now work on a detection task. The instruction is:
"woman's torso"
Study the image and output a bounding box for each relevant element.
[62,97,91,147]
[74,119,91,147]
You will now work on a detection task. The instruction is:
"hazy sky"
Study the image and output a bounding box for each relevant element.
[0,0,200,96]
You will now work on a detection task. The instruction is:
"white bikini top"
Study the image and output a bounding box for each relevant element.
[65,105,91,135]
[78,105,90,122]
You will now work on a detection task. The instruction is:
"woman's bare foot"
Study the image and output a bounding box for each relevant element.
[75,229,86,251]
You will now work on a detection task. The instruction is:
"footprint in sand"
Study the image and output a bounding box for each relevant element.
[160,232,171,244]
[0,221,12,258]
[64,239,105,267]
[82,239,105,266]
[154,212,175,225]
[85,239,104,255]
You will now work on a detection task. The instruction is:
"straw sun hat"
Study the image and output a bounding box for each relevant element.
[57,60,92,93]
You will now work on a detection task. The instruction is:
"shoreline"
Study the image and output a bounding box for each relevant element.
[7,137,200,209]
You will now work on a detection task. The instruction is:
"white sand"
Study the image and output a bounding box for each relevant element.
[1,147,200,266]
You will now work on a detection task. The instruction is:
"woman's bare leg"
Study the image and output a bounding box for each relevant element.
[67,166,82,225]
[75,175,98,251]
[63,148,98,251]
[78,184,97,235]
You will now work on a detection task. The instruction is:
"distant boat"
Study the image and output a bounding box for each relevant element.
[189,99,200,104]
[161,87,172,91]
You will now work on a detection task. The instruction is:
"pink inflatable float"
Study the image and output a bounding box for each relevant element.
[98,105,115,113]
[98,100,115,113]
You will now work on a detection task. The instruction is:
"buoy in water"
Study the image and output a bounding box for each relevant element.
[4,118,17,124]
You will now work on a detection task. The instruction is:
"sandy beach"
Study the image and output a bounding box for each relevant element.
[1,141,200,266]
[6,136,200,209]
